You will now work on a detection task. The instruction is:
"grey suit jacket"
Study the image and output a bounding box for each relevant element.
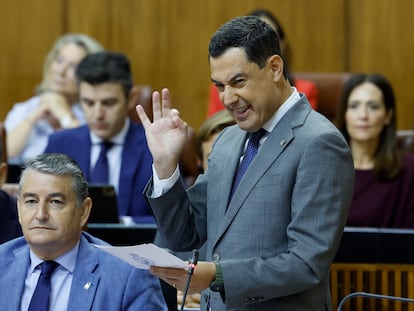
[0,233,167,311]
[146,97,354,311]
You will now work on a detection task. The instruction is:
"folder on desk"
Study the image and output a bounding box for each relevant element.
[88,184,120,223]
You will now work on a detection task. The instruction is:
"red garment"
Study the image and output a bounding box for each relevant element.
[206,79,319,117]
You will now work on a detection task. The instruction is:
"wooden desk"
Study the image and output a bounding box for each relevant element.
[332,227,414,311]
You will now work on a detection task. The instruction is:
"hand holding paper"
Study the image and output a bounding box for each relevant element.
[95,243,187,270]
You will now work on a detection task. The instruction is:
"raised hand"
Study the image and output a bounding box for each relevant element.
[136,88,188,179]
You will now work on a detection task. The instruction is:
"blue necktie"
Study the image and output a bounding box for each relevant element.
[28,261,59,311]
[90,141,113,184]
[230,128,267,200]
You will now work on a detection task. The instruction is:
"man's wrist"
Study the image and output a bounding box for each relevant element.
[210,262,225,301]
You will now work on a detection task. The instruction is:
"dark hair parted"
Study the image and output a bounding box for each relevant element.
[208,16,284,74]
[336,73,400,181]
[75,51,133,98]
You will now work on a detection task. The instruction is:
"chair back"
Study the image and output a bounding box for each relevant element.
[293,72,351,122]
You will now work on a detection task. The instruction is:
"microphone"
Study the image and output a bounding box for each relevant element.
[337,291,414,311]
[180,249,199,311]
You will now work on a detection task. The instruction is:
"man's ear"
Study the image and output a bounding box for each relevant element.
[128,86,140,112]
[80,197,92,229]
[268,55,284,82]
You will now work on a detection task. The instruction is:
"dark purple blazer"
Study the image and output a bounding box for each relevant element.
[45,122,154,223]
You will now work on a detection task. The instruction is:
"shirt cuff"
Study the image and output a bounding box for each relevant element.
[151,164,180,198]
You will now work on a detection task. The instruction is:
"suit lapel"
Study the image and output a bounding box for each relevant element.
[117,122,144,215]
[208,127,246,222]
[67,237,100,311]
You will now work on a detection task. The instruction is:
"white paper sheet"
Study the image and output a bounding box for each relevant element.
[95,243,187,270]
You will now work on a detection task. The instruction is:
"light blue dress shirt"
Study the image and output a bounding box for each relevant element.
[20,242,80,311]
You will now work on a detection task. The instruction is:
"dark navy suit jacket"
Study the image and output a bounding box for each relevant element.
[45,122,154,223]
[0,189,22,244]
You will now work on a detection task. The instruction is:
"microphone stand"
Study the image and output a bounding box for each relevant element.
[180,249,199,311]
[337,291,414,311]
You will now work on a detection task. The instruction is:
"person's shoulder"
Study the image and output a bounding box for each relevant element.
[127,121,151,146]
[6,96,41,117]
[0,236,27,255]
[402,153,414,169]
[129,121,146,135]
[50,124,89,139]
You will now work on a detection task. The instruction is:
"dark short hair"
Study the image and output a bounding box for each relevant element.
[76,51,133,98]
[208,16,282,70]
[19,153,89,207]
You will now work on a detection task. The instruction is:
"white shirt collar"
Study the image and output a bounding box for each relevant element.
[90,118,130,145]
[262,87,301,133]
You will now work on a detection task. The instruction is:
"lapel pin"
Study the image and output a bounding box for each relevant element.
[280,139,286,147]
[84,282,91,290]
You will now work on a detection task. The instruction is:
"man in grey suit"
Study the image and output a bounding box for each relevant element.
[137,16,354,310]
[0,153,167,310]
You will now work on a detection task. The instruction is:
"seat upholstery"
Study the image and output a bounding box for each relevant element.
[293,72,351,122]
[129,85,200,186]
[397,130,414,155]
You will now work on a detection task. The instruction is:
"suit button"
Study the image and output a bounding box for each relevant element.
[212,253,220,262]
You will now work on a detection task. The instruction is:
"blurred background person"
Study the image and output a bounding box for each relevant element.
[4,33,104,166]
[336,73,414,228]
[0,135,22,244]
[207,8,319,117]
[0,153,167,310]
[45,51,154,224]
[197,109,235,171]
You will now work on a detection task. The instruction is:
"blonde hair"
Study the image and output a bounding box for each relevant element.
[196,110,235,160]
[37,33,104,93]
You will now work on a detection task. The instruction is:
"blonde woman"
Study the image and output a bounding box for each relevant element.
[5,33,104,165]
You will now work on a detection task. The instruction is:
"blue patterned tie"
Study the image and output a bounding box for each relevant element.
[28,261,59,311]
[90,141,113,183]
[229,128,267,200]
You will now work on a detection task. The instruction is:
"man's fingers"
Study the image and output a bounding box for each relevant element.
[152,91,161,120]
[136,105,151,128]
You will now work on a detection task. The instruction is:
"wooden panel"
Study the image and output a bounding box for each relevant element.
[331,263,414,311]
[348,0,414,130]
[0,0,63,120]
[2,0,414,131]
[64,0,347,130]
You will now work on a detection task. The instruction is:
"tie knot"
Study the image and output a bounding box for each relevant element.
[249,128,267,145]
[40,260,59,276]
[100,141,113,153]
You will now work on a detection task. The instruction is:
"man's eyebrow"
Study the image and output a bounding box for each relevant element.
[46,193,67,200]
[211,73,246,85]
[22,192,38,198]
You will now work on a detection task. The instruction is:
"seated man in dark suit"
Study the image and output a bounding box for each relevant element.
[0,132,22,244]
[45,51,154,223]
[0,153,167,310]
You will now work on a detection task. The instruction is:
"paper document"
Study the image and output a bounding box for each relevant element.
[95,243,187,270]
